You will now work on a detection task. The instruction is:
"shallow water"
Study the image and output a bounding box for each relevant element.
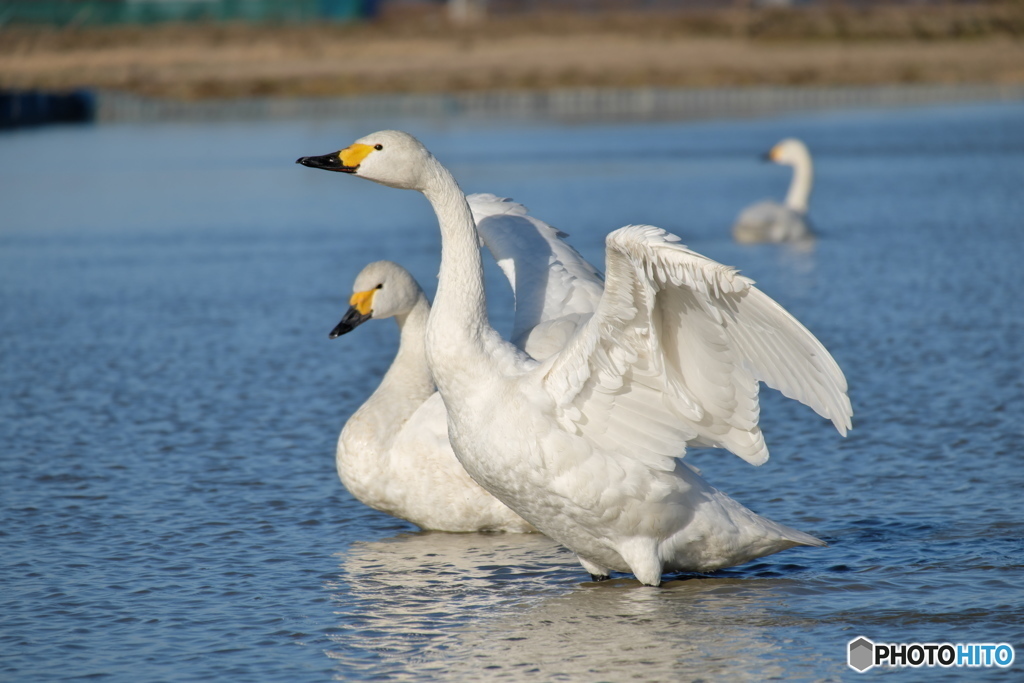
[1,101,1022,681]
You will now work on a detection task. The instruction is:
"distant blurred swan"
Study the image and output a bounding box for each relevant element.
[300,131,852,585]
[733,138,814,244]
[329,193,601,533]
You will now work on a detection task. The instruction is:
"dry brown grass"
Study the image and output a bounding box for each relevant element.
[1,2,1023,99]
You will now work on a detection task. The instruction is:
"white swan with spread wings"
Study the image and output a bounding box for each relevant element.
[300,132,851,585]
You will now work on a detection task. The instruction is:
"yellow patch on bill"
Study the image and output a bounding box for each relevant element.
[339,143,376,169]
[349,289,376,315]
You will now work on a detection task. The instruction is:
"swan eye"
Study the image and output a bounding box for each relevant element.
[375,283,383,289]
[374,144,383,151]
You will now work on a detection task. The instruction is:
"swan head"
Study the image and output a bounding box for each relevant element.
[297,130,435,192]
[330,260,424,338]
[764,138,810,167]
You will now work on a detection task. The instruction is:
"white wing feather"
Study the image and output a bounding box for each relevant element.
[541,225,851,469]
[468,193,604,360]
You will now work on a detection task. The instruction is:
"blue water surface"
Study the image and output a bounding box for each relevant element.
[1,100,1022,681]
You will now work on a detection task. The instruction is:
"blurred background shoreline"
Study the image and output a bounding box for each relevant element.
[2,0,1023,126]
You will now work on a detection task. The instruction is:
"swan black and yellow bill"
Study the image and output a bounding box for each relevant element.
[329,288,376,338]
[296,144,376,173]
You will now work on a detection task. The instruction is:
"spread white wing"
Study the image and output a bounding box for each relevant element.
[541,225,851,469]
[468,193,604,360]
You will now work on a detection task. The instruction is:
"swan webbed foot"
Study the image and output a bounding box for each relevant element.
[578,555,613,583]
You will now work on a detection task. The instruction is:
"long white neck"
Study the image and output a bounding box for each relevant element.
[336,291,432,507]
[375,292,434,409]
[347,292,434,449]
[420,159,491,370]
[784,150,814,214]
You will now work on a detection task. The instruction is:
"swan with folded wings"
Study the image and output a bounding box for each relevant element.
[329,259,533,533]
[300,132,852,585]
[733,138,815,244]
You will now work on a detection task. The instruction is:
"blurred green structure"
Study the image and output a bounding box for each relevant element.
[0,0,376,26]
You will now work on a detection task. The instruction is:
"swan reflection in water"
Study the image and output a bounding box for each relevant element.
[323,532,818,681]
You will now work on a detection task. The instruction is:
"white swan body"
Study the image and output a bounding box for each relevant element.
[331,260,534,532]
[733,138,815,244]
[299,131,852,585]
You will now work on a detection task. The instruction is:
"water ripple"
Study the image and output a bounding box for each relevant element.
[2,101,1023,681]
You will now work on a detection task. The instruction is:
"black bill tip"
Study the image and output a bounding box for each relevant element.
[297,153,357,173]
[330,306,372,338]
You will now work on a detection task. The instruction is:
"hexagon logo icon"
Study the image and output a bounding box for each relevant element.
[848,637,875,672]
